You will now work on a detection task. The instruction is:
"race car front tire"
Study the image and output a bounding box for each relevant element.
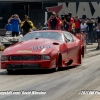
[7,69,14,74]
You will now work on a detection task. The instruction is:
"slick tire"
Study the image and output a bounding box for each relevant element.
[7,69,13,74]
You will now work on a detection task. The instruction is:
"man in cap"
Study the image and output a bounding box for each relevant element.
[48,12,61,30]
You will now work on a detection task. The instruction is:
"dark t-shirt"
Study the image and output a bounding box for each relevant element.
[63,21,69,31]
[63,18,70,31]
[50,18,57,30]
[87,22,93,32]
[48,17,60,30]
[21,21,32,32]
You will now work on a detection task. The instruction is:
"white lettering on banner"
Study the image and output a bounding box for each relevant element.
[58,2,100,18]
[77,2,92,18]
[91,2,100,18]
[58,2,76,17]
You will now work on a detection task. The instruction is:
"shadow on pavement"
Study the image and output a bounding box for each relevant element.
[0,65,79,75]
[88,48,99,52]
[59,65,79,71]
[6,69,54,75]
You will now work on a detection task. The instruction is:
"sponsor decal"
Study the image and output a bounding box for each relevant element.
[17,50,32,53]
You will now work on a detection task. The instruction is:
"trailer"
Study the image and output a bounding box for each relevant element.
[0,35,23,51]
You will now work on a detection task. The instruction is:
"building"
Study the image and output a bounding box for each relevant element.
[0,0,100,28]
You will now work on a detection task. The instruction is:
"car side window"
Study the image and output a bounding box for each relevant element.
[64,32,74,42]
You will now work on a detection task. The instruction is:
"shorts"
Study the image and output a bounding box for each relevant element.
[80,31,86,33]
[97,32,100,39]
[75,28,80,33]
[12,32,19,37]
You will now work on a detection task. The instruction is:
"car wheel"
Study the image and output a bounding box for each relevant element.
[78,49,82,65]
[53,66,58,72]
[7,69,13,74]
[53,56,61,72]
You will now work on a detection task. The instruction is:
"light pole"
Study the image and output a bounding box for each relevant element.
[24,3,29,16]
[28,4,30,17]
[45,11,48,29]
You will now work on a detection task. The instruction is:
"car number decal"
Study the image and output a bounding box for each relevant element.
[32,45,51,50]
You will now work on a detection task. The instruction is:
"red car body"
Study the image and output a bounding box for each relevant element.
[1,30,84,72]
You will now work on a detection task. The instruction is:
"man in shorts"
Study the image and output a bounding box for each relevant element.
[8,14,21,37]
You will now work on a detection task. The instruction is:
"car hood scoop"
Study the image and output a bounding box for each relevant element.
[53,42,59,45]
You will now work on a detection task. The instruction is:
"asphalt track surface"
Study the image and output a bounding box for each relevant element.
[0,43,100,100]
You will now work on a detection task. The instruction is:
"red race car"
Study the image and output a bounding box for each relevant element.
[1,30,84,73]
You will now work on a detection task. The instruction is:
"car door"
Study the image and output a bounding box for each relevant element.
[64,32,79,59]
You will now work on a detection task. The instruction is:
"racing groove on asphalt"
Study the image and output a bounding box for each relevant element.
[0,48,100,100]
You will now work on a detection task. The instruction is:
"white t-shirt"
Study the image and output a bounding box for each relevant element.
[80,23,86,31]
[96,26,100,32]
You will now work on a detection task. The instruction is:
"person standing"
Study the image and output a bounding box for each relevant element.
[65,12,74,33]
[21,15,36,36]
[80,19,87,52]
[8,14,21,37]
[60,13,70,31]
[5,22,12,37]
[87,19,93,44]
[80,19,87,32]
[48,12,61,30]
[37,23,43,30]
[85,22,89,44]
[74,16,81,36]
[94,23,100,50]
[5,22,12,32]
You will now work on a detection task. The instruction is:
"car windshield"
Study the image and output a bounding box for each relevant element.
[20,32,63,42]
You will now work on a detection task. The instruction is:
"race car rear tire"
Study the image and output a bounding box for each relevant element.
[78,48,82,65]
[53,55,61,72]
[53,66,58,72]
